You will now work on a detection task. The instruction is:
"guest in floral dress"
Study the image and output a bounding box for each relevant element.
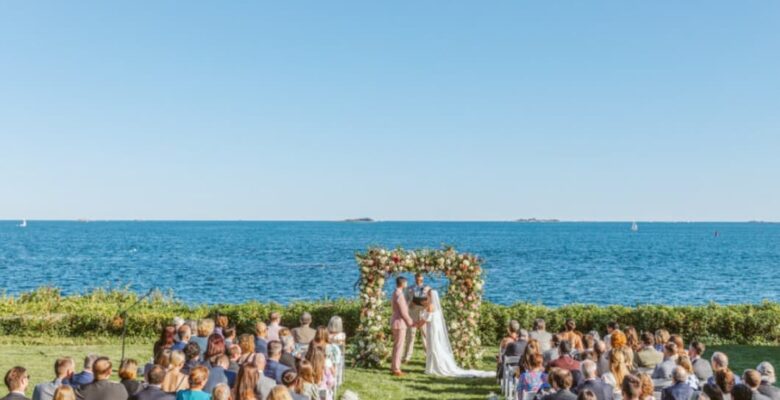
[517,354,549,400]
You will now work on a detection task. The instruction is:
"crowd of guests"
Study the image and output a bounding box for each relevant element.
[497,319,780,400]
[1,313,348,400]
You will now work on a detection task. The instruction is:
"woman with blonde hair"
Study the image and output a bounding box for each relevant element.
[638,373,656,400]
[176,366,210,400]
[236,334,255,365]
[677,355,700,390]
[232,363,260,400]
[602,349,630,395]
[255,321,269,356]
[119,358,143,396]
[327,316,345,346]
[655,329,670,352]
[294,360,321,400]
[267,386,293,400]
[212,383,233,400]
[162,350,190,393]
[53,385,76,400]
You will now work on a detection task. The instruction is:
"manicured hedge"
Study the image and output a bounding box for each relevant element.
[1,288,778,346]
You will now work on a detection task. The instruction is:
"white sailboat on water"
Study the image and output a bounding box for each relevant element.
[19,219,27,228]
[631,221,638,232]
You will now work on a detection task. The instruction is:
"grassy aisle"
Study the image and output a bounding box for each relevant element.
[0,337,777,399]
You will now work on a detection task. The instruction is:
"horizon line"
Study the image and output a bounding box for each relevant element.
[2,218,777,223]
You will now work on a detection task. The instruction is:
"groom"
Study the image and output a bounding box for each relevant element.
[391,276,415,376]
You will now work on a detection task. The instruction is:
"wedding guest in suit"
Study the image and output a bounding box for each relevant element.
[689,341,713,382]
[291,313,316,346]
[119,359,144,397]
[191,320,214,359]
[202,356,230,393]
[621,374,642,400]
[76,357,128,400]
[677,356,700,390]
[756,362,780,400]
[559,320,584,353]
[231,363,259,400]
[264,341,290,384]
[542,368,577,400]
[575,360,613,400]
[743,370,772,400]
[653,342,680,380]
[390,276,414,377]
[161,351,189,394]
[635,332,663,369]
[254,323,269,356]
[130,365,174,400]
[531,319,553,352]
[2,367,31,400]
[661,367,695,400]
[33,357,74,400]
[506,329,530,360]
[280,370,307,400]
[498,320,521,377]
[278,331,298,371]
[267,313,285,343]
[710,353,742,386]
[173,325,191,352]
[69,355,97,389]
[175,366,210,400]
[227,345,241,373]
[550,341,581,372]
[517,353,549,400]
[51,386,75,400]
[545,335,562,366]
[181,343,202,375]
[326,317,345,347]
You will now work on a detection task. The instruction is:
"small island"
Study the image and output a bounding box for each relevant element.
[344,218,375,222]
[515,218,560,223]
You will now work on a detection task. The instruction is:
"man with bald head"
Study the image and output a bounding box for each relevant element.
[76,357,128,400]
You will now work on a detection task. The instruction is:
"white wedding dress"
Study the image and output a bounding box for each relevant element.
[423,290,495,378]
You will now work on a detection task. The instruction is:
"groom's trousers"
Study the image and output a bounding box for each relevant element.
[391,326,407,372]
[403,304,428,362]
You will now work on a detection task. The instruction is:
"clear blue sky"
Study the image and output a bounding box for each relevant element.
[1,1,778,221]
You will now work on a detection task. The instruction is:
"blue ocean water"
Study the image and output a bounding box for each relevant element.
[0,221,778,306]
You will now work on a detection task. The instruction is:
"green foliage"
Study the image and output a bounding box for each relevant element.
[1,288,779,348]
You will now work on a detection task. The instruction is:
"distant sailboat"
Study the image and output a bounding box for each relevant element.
[19,219,27,228]
[631,221,638,232]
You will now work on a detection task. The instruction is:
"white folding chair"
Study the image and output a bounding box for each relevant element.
[501,355,520,400]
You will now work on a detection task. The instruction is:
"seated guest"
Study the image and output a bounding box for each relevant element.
[733,384,758,400]
[267,313,285,342]
[267,386,293,400]
[326,317,345,347]
[254,322,269,356]
[77,357,128,400]
[574,360,613,400]
[237,335,256,365]
[653,342,680,380]
[293,361,320,400]
[603,322,619,352]
[578,390,597,400]
[250,354,276,400]
[655,330,671,352]
[162,351,189,394]
[715,369,737,400]
[531,319,553,353]
[621,374,642,400]
[176,366,210,400]
[638,373,656,400]
[214,316,229,338]
[499,320,521,364]
[279,334,298,371]
[676,356,700,390]
[689,341,713,382]
[69,355,98,389]
[503,327,529,378]
[517,353,549,400]
[608,330,634,367]
[280,370,308,400]
[202,356,230,393]
[581,335,596,355]
[311,327,341,367]
[550,341,581,373]
[192,319,215,359]
[173,326,192,352]
[232,363,259,400]
[145,350,172,377]
[119,359,144,396]
[625,327,641,353]
[635,332,663,369]
[130,365,174,400]
[204,334,227,367]
[661,367,695,400]
[703,383,726,400]
[182,343,201,375]
[559,319,584,353]
[52,386,75,400]
[542,368,577,400]
[227,344,242,373]
[154,326,177,359]
[601,350,628,396]
[223,328,237,349]
[291,313,316,345]
[743,370,772,400]
[33,357,75,400]
[2,366,31,400]
[756,362,780,400]
[304,346,334,399]
[544,335,562,366]
[595,341,609,376]
[669,335,686,358]
[710,353,743,386]
[210,384,230,400]
[265,341,291,384]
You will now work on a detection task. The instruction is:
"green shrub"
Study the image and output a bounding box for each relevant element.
[1,287,778,346]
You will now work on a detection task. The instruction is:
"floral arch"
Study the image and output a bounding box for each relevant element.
[352,247,485,368]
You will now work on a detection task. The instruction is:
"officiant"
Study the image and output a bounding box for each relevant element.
[403,273,429,362]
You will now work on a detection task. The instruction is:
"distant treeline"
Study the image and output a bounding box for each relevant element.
[1,287,778,346]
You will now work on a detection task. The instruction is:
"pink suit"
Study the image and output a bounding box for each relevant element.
[391,287,414,372]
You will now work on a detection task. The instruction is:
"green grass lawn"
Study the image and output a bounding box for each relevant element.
[0,337,777,400]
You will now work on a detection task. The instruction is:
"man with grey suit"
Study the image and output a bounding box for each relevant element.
[575,360,614,400]
[689,341,713,382]
[33,358,74,400]
[652,342,679,381]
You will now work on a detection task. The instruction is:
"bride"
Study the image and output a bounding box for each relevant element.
[421,287,495,378]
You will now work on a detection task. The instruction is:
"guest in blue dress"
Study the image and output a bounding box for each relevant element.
[176,366,211,400]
